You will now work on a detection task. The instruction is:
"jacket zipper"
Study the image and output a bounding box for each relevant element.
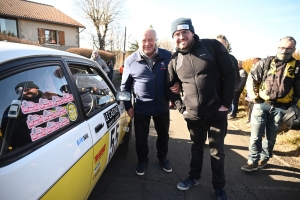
[189,53,201,116]
[148,60,158,115]
[153,72,157,115]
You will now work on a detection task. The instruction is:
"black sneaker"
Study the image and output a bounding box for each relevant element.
[160,159,172,172]
[258,160,268,169]
[177,176,200,190]
[135,163,147,176]
[215,188,228,200]
[241,163,258,172]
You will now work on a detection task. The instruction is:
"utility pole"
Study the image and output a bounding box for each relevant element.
[122,27,126,64]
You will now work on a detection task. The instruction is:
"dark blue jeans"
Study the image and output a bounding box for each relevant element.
[134,111,170,164]
[184,110,227,190]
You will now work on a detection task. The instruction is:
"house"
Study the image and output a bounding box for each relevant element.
[0,0,85,51]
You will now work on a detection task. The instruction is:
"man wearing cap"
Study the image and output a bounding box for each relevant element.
[90,50,110,76]
[167,17,236,200]
[121,27,172,176]
[1,81,57,149]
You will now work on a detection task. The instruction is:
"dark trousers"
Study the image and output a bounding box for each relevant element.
[134,111,170,164]
[184,111,227,190]
[231,91,242,116]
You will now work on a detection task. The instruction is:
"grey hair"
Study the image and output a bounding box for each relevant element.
[216,34,228,44]
[139,27,157,41]
[280,36,296,46]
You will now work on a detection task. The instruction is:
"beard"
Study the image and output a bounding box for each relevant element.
[23,92,38,100]
[178,37,194,51]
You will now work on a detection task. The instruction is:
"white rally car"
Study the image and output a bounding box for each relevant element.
[0,41,131,199]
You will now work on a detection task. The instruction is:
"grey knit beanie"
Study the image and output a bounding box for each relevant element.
[171,17,194,37]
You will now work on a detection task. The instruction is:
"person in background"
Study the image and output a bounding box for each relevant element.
[241,36,300,172]
[167,17,236,200]
[107,60,114,81]
[121,27,173,176]
[90,50,110,76]
[245,57,261,123]
[215,34,241,114]
[119,64,124,76]
[228,60,248,119]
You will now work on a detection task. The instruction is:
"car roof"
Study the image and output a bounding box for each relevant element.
[0,41,87,64]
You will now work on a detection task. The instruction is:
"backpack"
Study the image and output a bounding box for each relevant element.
[282,105,300,130]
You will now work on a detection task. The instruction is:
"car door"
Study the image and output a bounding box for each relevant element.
[62,61,130,194]
[0,58,94,200]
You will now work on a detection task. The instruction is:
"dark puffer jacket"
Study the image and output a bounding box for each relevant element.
[167,34,237,119]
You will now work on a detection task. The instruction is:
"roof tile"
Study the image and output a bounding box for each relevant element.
[0,0,85,28]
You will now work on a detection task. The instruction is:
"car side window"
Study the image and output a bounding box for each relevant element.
[0,65,79,156]
[68,64,115,116]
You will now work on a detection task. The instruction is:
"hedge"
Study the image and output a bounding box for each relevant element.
[0,34,40,46]
[67,48,116,64]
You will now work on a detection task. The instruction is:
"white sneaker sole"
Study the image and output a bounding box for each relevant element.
[162,167,172,172]
[135,170,145,176]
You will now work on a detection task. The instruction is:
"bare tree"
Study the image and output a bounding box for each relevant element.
[76,0,125,50]
[157,37,174,52]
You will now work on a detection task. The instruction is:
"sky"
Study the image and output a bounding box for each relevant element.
[33,0,300,60]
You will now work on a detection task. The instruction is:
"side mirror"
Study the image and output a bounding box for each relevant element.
[116,91,131,101]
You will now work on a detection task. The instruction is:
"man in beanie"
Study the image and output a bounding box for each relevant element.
[242,36,300,172]
[1,81,57,149]
[14,81,40,100]
[121,27,172,175]
[90,50,110,76]
[167,17,236,200]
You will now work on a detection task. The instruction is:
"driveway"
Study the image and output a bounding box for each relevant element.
[88,76,300,200]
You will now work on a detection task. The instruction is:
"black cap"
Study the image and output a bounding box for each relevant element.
[15,81,39,94]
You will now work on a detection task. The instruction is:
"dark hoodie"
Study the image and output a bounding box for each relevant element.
[167,34,236,119]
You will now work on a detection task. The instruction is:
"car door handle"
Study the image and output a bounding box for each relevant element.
[95,123,104,133]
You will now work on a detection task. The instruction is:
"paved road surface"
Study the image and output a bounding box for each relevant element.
[88,76,300,200]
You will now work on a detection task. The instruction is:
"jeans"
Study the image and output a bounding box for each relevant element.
[247,101,254,121]
[248,103,286,164]
[184,110,227,190]
[134,111,170,164]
